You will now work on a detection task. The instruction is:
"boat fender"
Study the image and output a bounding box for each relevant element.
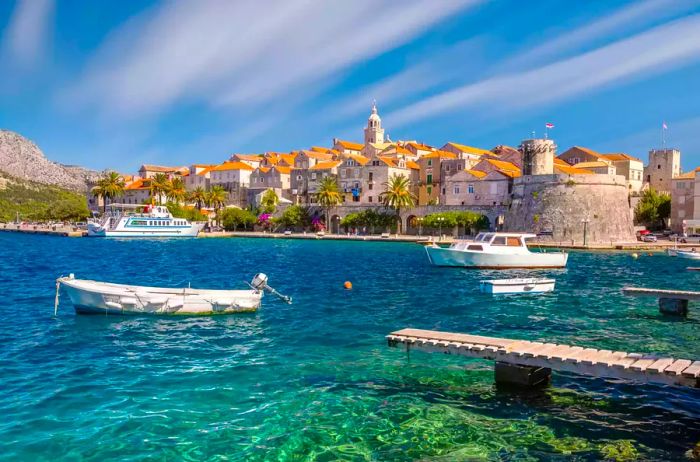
[105,301,123,310]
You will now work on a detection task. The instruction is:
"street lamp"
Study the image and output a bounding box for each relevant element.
[437,216,445,240]
[581,217,590,247]
[334,215,340,234]
[416,217,423,237]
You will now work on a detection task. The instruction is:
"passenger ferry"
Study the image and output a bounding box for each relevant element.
[87,204,204,238]
[425,232,568,268]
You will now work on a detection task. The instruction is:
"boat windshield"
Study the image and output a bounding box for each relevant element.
[477,233,494,243]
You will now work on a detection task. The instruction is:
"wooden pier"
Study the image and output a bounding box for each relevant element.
[387,328,700,388]
[622,286,700,315]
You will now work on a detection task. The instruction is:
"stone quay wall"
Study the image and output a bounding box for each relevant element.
[504,174,635,244]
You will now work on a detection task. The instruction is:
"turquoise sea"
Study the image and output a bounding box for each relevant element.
[0,233,698,461]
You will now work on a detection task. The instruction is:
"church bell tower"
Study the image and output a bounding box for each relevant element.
[364,101,385,145]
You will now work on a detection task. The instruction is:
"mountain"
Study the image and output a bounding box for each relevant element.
[0,130,100,192]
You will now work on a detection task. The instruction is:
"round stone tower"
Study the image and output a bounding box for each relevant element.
[520,138,555,176]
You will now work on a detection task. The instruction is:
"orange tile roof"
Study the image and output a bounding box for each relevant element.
[406,141,434,151]
[565,146,605,160]
[197,166,215,176]
[211,161,254,171]
[446,142,492,156]
[465,169,487,178]
[406,160,420,170]
[301,150,335,160]
[336,140,364,151]
[310,160,342,170]
[125,179,149,190]
[554,158,570,166]
[378,156,397,167]
[258,167,271,173]
[192,164,216,168]
[310,146,337,153]
[345,153,370,165]
[423,150,457,159]
[496,169,521,178]
[555,165,594,175]
[279,153,297,165]
[675,171,696,180]
[602,153,642,162]
[274,166,291,175]
[484,159,520,172]
[232,154,263,162]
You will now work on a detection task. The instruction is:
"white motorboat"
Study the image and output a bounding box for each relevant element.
[54,273,291,316]
[480,278,555,294]
[425,232,568,269]
[87,204,204,237]
[676,250,700,259]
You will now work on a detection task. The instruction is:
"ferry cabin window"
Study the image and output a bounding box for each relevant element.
[506,237,521,246]
[132,220,147,226]
[491,236,507,245]
[467,244,483,251]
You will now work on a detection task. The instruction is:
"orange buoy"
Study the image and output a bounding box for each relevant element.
[344,281,352,290]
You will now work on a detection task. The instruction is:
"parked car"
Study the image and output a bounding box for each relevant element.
[681,234,700,243]
[641,234,657,242]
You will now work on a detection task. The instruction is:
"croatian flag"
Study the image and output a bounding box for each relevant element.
[545,122,554,129]
[663,121,668,130]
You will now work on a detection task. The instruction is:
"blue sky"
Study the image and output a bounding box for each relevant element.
[1,0,700,173]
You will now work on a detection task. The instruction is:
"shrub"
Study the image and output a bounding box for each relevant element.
[220,208,257,231]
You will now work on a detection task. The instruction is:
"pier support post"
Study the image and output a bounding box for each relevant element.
[658,297,688,316]
[494,362,551,388]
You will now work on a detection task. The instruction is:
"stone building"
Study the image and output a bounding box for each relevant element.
[359,155,412,205]
[417,150,457,205]
[602,154,643,193]
[184,165,214,191]
[307,160,342,203]
[440,142,492,168]
[558,146,643,192]
[209,161,254,206]
[338,154,369,203]
[644,148,681,193]
[670,168,700,233]
[137,164,188,179]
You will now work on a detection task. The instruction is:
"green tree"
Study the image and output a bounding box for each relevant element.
[260,189,279,214]
[315,175,342,230]
[220,208,257,231]
[149,173,170,205]
[635,188,670,230]
[380,174,415,233]
[188,186,207,210]
[207,185,228,226]
[167,177,187,204]
[276,204,310,229]
[92,171,125,213]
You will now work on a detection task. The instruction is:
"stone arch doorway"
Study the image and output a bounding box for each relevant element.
[405,215,420,235]
[330,214,341,234]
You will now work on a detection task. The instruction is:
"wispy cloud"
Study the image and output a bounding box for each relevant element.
[65,0,479,119]
[387,14,700,128]
[499,0,698,71]
[2,0,53,67]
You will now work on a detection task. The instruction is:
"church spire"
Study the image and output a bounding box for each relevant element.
[364,100,384,145]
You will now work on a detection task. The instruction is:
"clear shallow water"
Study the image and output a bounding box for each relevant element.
[0,233,698,461]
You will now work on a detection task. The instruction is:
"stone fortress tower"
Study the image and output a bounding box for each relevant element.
[364,101,384,145]
[644,148,680,192]
[521,138,556,175]
[505,137,635,244]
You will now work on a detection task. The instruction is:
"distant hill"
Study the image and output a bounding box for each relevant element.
[0,130,100,192]
[0,171,90,222]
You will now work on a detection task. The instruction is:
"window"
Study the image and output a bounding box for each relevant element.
[454,186,460,194]
[369,172,373,181]
[442,188,445,195]
[427,186,432,195]
[658,165,661,169]
[679,209,686,218]
[468,184,474,194]
[427,174,433,185]
[427,160,432,167]
[368,196,373,202]
[679,196,686,205]
[311,173,317,180]
[369,184,373,190]
[296,175,302,181]
[467,245,483,251]
[491,236,507,245]
[446,165,450,172]
[506,237,521,247]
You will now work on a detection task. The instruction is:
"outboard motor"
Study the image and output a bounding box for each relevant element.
[249,273,292,304]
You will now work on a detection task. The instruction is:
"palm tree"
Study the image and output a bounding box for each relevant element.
[92,171,125,214]
[260,188,279,214]
[207,185,228,226]
[315,175,342,231]
[189,186,207,210]
[380,174,416,234]
[149,173,170,205]
[167,177,187,205]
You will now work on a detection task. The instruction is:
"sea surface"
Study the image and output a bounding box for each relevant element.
[0,233,698,461]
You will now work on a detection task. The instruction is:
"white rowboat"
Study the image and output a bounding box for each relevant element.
[479,278,555,294]
[55,273,291,316]
[676,250,700,259]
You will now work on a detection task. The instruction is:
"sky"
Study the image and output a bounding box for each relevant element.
[1,0,700,173]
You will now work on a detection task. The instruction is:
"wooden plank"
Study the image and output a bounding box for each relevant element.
[386,329,698,388]
[681,361,700,378]
[630,357,659,372]
[665,359,692,376]
[622,287,700,300]
[647,358,676,374]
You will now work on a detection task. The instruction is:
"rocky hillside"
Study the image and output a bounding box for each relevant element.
[0,130,100,192]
